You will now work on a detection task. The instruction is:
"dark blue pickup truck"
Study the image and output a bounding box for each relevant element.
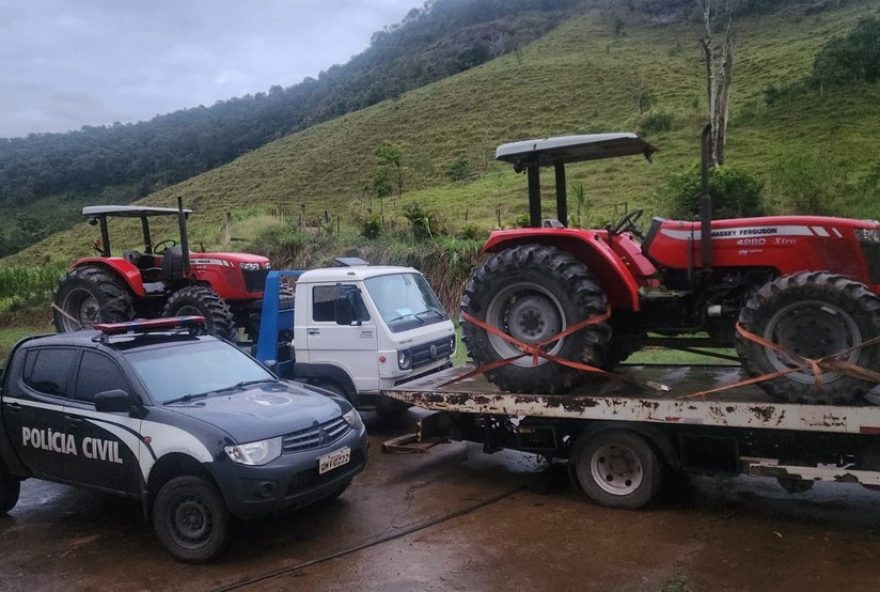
[0,317,367,562]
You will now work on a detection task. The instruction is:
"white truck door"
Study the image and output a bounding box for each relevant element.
[305,283,380,392]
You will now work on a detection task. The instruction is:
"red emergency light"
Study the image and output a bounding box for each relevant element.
[94,316,206,335]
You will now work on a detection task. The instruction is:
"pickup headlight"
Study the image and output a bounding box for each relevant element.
[397,350,412,370]
[343,408,364,431]
[240,262,262,271]
[225,437,282,466]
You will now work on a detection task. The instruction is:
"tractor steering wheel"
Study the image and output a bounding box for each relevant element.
[610,209,645,238]
[153,239,177,254]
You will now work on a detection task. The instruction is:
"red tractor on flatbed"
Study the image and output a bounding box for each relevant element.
[53,201,271,340]
[460,131,880,404]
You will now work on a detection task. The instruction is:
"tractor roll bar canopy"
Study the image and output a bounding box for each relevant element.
[82,205,193,258]
[496,133,656,228]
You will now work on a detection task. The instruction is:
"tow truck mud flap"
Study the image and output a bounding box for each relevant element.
[382,412,453,454]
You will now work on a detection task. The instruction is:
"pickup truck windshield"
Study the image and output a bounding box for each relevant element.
[364,273,448,334]
[125,341,274,404]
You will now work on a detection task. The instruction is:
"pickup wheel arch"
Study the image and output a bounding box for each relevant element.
[144,453,219,521]
[290,363,357,403]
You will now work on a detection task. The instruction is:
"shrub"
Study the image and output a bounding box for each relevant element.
[638,110,675,136]
[445,155,469,182]
[458,224,485,240]
[402,202,442,240]
[770,155,848,215]
[359,211,383,239]
[662,164,765,220]
[811,17,880,88]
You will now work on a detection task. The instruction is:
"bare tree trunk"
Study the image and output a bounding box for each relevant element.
[696,0,736,167]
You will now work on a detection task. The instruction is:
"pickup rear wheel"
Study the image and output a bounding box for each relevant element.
[571,430,662,509]
[0,469,20,514]
[152,475,230,563]
[460,244,611,394]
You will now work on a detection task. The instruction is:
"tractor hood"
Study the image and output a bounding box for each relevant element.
[195,252,270,265]
[164,380,350,443]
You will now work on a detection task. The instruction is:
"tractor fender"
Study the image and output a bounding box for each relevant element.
[483,229,641,311]
[72,257,145,297]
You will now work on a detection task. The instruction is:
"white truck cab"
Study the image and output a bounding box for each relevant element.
[290,266,456,402]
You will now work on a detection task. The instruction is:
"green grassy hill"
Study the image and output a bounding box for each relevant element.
[6,0,880,266]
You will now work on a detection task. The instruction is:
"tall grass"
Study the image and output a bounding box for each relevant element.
[0,264,65,310]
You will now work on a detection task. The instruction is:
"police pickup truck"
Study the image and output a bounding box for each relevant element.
[0,316,367,562]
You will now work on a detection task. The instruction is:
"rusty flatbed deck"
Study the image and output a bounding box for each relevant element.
[386,365,880,435]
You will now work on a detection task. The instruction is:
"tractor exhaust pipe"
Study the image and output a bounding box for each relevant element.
[700,124,713,270]
[177,196,191,278]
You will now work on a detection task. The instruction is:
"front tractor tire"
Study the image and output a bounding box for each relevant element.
[53,265,134,332]
[736,272,880,404]
[460,244,611,394]
[162,285,236,340]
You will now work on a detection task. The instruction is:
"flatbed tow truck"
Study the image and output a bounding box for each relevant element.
[383,364,880,509]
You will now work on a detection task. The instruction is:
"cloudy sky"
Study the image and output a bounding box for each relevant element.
[0,0,419,138]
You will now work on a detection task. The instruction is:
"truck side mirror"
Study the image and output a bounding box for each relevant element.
[94,389,131,414]
[333,295,356,326]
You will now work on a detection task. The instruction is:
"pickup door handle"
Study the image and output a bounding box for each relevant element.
[64,415,83,426]
[6,402,22,414]
[307,329,320,336]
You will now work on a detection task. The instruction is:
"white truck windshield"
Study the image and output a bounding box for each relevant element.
[364,273,447,333]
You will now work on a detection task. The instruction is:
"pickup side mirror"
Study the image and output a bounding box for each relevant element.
[94,389,131,414]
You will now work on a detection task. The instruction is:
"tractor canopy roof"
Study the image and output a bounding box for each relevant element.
[82,205,192,219]
[496,133,657,171]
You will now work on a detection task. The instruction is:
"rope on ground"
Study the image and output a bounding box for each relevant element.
[211,484,525,592]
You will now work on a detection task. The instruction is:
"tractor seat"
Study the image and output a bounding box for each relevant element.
[123,250,141,264]
[543,219,565,228]
[161,246,190,281]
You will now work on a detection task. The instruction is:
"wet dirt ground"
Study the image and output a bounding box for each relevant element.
[2,411,880,592]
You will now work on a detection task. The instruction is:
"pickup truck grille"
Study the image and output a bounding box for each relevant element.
[281,416,350,453]
[410,337,453,369]
[242,268,269,293]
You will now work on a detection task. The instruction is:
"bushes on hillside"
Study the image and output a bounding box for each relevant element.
[812,17,880,88]
[662,164,765,220]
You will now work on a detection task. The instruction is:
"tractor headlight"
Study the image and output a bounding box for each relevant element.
[343,408,364,431]
[263,262,272,269]
[240,262,262,271]
[855,227,880,243]
[225,437,282,466]
[397,350,412,370]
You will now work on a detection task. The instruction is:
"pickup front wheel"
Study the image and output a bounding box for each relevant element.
[0,469,20,514]
[152,475,230,563]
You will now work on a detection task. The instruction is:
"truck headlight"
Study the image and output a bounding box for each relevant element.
[225,437,282,466]
[343,408,363,431]
[397,350,411,370]
[449,335,456,356]
[240,262,262,271]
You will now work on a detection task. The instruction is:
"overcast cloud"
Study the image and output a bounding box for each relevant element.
[0,0,419,138]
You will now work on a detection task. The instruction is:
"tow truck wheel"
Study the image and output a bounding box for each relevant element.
[571,430,661,509]
[0,469,20,514]
[152,475,230,563]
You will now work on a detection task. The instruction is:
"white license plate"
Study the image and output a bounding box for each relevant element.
[318,447,351,474]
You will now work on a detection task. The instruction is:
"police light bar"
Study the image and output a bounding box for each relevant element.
[94,316,206,335]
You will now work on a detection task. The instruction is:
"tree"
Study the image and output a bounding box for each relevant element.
[375,143,405,198]
[695,0,738,166]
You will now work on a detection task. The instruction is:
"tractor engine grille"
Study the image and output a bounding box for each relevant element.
[242,267,270,293]
[281,416,350,453]
[863,241,880,284]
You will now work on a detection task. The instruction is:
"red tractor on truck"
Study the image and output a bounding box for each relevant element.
[460,130,880,404]
[53,200,271,340]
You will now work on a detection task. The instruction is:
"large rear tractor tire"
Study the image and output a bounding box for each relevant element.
[460,244,611,394]
[162,285,237,340]
[53,266,134,332]
[736,272,880,404]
